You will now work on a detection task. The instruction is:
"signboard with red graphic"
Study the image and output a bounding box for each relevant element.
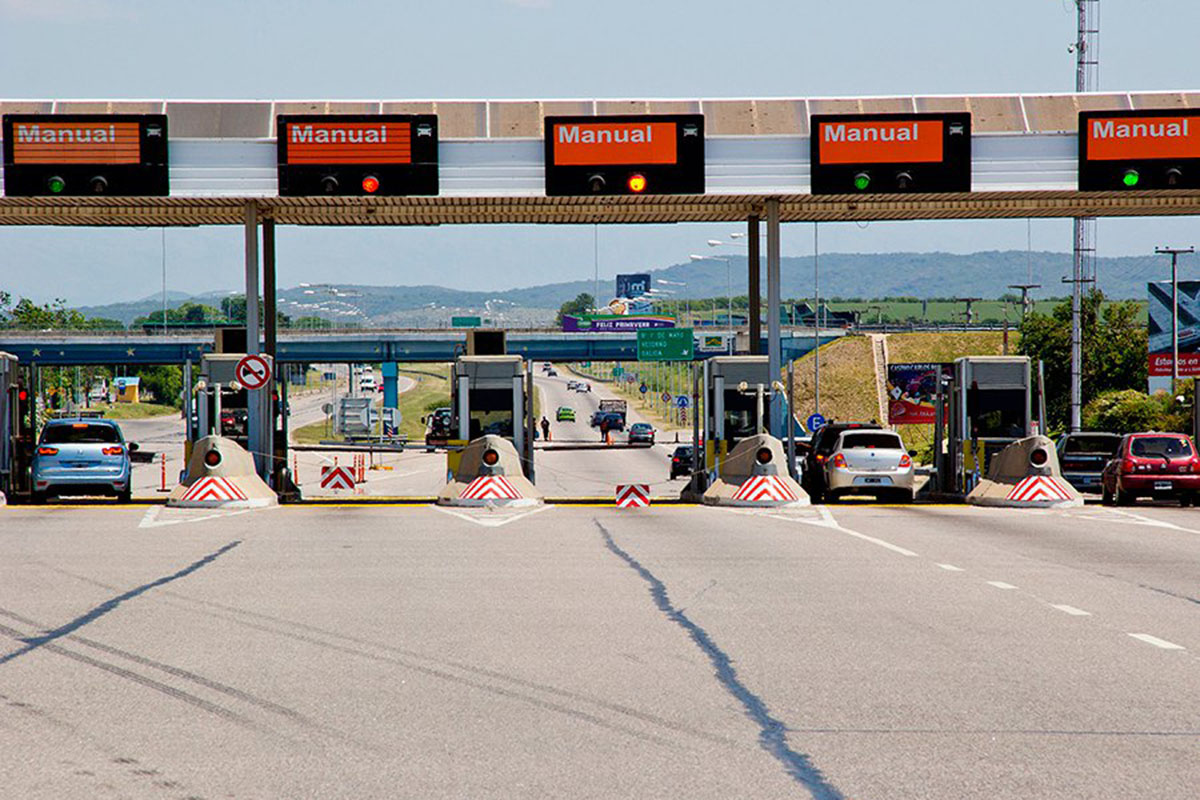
[887,363,952,424]
[235,354,272,390]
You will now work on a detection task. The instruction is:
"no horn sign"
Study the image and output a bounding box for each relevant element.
[235,354,272,390]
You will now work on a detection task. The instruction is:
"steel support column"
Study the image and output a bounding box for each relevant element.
[747,214,761,354]
[243,203,269,479]
[766,198,784,438]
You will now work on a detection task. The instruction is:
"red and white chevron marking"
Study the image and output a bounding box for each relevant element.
[732,474,799,503]
[180,476,248,503]
[320,466,356,490]
[459,476,522,501]
[615,484,650,508]
[1006,475,1073,503]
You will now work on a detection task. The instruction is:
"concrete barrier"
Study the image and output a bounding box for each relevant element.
[966,435,1082,508]
[437,435,542,507]
[167,436,277,509]
[701,433,809,507]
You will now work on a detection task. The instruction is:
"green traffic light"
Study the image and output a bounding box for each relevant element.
[47,176,65,194]
[1122,169,1140,187]
[853,172,871,191]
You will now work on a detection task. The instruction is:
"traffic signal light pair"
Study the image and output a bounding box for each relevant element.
[585,172,648,194]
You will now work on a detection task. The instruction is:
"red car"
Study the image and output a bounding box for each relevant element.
[1101,432,1200,506]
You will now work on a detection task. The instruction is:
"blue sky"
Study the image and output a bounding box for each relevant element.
[2,0,1199,304]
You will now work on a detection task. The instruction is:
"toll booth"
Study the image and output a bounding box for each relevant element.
[449,355,533,480]
[947,356,1036,493]
[703,356,774,474]
[191,353,275,483]
[0,352,20,497]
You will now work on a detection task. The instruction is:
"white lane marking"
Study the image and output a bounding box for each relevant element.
[1127,633,1186,650]
[138,505,276,529]
[987,581,1017,590]
[936,563,964,572]
[1096,508,1200,536]
[1051,604,1092,616]
[788,507,919,557]
[430,503,553,528]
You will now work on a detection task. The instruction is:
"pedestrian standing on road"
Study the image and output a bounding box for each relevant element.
[540,416,551,442]
[599,416,609,442]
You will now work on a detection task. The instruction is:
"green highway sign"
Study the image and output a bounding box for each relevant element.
[451,316,483,328]
[611,366,624,377]
[637,328,694,362]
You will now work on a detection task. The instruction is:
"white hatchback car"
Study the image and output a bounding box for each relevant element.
[823,429,915,502]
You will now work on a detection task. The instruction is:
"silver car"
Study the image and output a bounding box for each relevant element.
[823,429,915,502]
[31,418,135,503]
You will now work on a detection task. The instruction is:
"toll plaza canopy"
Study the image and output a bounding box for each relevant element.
[2,91,1200,225]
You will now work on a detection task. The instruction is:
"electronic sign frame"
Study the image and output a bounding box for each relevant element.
[2,114,168,197]
[1079,108,1200,191]
[810,112,971,195]
[544,114,704,196]
[276,114,438,197]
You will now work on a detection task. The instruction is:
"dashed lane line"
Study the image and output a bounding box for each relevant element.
[1052,604,1092,616]
[987,581,1018,590]
[1127,633,1186,651]
[936,563,965,572]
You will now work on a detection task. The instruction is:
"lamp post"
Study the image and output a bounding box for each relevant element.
[657,279,688,325]
[1156,246,1196,394]
[690,254,733,338]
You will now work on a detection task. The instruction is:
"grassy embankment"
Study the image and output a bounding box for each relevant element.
[86,402,179,419]
[790,331,1014,462]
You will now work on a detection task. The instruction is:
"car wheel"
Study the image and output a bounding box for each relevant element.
[1116,488,1135,506]
[1180,493,1193,508]
[30,490,47,505]
[118,489,132,504]
[1101,486,1114,506]
[891,489,914,504]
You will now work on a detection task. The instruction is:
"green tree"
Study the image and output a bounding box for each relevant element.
[132,365,183,407]
[1018,289,1147,431]
[555,293,595,326]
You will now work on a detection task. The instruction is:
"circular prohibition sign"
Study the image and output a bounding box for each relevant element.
[235,354,272,390]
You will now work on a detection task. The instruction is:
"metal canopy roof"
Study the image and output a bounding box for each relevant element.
[2,190,1199,227]
[1,92,1199,226]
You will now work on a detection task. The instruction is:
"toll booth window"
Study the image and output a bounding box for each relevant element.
[723,391,768,441]
[467,388,514,440]
[968,388,1027,439]
[40,424,121,444]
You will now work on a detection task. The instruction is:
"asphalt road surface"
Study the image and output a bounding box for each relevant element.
[0,501,1195,799]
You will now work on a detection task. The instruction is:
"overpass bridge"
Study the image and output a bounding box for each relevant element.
[0,329,843,367]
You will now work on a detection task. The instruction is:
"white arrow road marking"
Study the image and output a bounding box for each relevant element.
[779,506,920,557]
[430,503,553,528]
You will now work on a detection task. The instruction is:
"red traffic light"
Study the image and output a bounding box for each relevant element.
[361,175,380,194]
[627,173,647,193]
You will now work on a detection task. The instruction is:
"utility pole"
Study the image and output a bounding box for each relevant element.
[954,297,981,326]
[1156,246,1195,395]
[1008,283,1041,322]
[1069,0,1100,432]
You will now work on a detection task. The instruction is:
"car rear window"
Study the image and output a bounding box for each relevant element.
[840,432,903,449]
[1063,435,1121,455]
[41,423,121,444]
[1130,436,1193,457]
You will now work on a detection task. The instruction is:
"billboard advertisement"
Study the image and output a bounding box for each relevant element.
[562,314,675,333]
[887,363,952,424]
[1147,280,1200,376]
[616,273,652,300]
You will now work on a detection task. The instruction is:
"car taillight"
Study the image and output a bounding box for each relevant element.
[1121,458,1136,474]
[37,446,58,456]
[102,446,124,456]
[899,454,912,468]
[832,453,847,468]
[1191,458,1200,474]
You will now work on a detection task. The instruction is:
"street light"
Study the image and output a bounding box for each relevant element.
[690,254,733,338]
[657,278,688,324]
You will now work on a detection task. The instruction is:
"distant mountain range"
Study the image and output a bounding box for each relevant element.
[75,249,1180,326]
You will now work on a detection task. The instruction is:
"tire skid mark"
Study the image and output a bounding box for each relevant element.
[38,561,736,749]
[0,621,271,736]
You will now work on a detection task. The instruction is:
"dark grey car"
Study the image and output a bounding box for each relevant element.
[1056,432,1122,493]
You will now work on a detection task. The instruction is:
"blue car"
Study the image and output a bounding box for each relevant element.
[32,418,135,503]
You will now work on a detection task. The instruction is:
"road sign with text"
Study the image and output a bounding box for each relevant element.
[544,115,704,196]
[810,113,971,195]
[637,328,694,361]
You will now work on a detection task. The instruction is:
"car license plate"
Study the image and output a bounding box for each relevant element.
[1154,480,1172,491]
